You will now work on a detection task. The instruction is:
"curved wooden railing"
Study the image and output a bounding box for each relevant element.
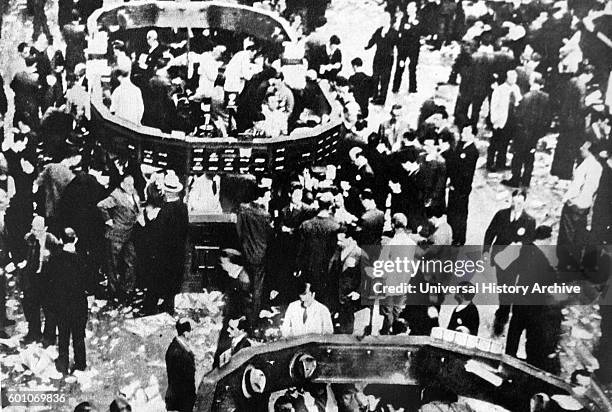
[86,1,344,176]
[195,334,607,412]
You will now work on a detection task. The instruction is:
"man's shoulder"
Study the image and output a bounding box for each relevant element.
[491,207,511,222]
[286,300,302,312]
[314,300,331,315]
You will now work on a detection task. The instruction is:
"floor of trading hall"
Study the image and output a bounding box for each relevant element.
[0,0,607,410]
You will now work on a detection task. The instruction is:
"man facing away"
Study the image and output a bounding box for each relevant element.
[49,227,92,374]
[348,58,374,118]
[165,318,196,412]
[502,72,551,188]
[110,68,144,125]
[156,172,189,314]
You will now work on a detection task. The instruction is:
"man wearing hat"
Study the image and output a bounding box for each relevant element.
[155,172,189,314]
[216,363,268,411]
[165,318,196,412]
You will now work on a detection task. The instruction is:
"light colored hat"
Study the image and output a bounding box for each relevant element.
[316,191,335,204]
[163,172,183,193]
[348,146,363,161]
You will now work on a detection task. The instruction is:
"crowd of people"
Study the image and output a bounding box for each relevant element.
[0,0,611,411]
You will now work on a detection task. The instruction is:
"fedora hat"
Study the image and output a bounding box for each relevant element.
[163,172,183,193]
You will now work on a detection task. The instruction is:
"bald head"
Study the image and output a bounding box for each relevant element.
[147,30,159,47]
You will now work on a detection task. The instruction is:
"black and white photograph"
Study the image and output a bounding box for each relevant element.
[0,0,611,410]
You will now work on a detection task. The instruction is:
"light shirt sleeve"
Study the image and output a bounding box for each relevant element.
[567,157,603,209]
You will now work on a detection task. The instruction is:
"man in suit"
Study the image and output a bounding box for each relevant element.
[165,318,196,412]
[213,249,251,368]
[49,228,91,374]
[29,0,51,42]
[447,125,479,245]
[349,58,374,118]
[365,14,398,105]
[140,30,165,84]
[236,182,273,330]
[21,216,61,344]
[328,229,366,334]
[56,165,106,276]
[378,213,416,335]
[357,189,384,246]
[393,1,422,94]
[61,9,87,75]
[156,173,189,314]
[97,174,141,304]
[296,192,341,310]
[483,189,536,335]
[271,184,316,305]
[389,149,427,232]
[503,72,550,187]
[453,45,495,134]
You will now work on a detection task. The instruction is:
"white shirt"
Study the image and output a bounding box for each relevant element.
[490,82,521,129]
[224,50,255,93]
[257,106,288,138]
[110,80,144,125]
[197,52,223,98]
[565,155,603,210]
[281,300,333,338]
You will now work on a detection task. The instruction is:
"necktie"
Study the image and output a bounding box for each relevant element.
[509,90,516,107]
[302,306,308,324]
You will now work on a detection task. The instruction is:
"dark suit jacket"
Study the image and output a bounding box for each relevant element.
[516,89,551,147]
[165,337,196,412]
[47,249,91,319]
[447,141,479,194]
[236,202,272,266]
[21,232,61,291]
[365,27,398,66]
[157,200,189,283]
[358,208,384,245]
[144,44,166,79]
[296,214,341,291]
[348,72,374,110]
[483,208,536,257]
[448,302,479,335]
